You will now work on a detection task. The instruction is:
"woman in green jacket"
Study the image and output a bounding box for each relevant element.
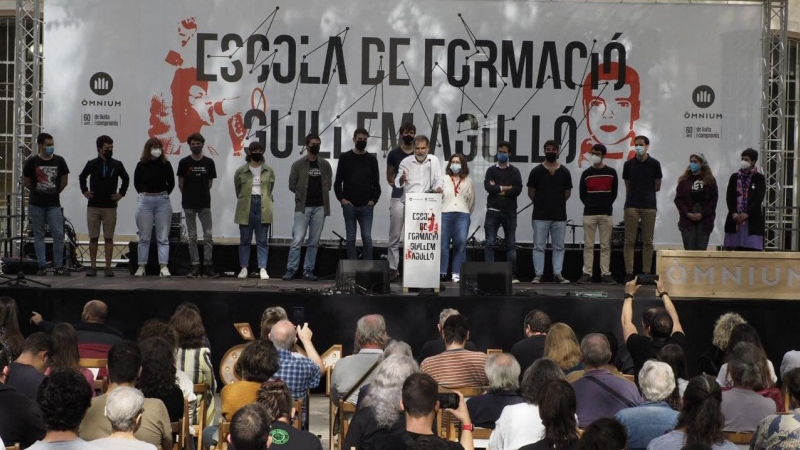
[234,142,275,280]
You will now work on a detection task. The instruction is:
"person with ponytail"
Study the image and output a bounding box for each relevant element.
[647,376,738,449]
[674,152,718,250]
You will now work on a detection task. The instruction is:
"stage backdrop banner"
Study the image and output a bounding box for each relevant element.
[403,193,442,289]
[43,0,762,246]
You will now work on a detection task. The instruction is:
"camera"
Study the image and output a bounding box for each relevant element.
[636,274,660,286]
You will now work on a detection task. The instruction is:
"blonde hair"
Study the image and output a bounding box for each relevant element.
[712,312,747,350]
[544,323,582,371]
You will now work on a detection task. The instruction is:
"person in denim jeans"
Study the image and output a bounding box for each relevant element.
[527,140,573,284]
[483,141,523,282]
[234,142,275,280]
[283,134,332,281]
[133,138,175,277]
[23,133,71,276]
[334,128,381,260]
[440,154,475,283]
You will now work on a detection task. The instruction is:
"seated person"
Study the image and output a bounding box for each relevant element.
[752,367,800,450]
[229,404,273,450]
[421,314,488,388]
[27,369,99,450]
[0,348,45,448]
[720,342,777,432]
[466,353,524,428]
[257,380,323,450]
[418,308,477,363]
[5,332,52,401]
[92,387,158,450]
[615,361,678,449]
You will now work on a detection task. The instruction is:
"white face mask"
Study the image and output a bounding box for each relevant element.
[740,160,752,170]
[589,154,603,165]
[635,145,646,156]
[150,148,162,158]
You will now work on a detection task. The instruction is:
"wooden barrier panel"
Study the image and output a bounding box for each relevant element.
[656,250,800,300]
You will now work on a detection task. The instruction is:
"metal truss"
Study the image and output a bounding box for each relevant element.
[12,0,42,256]
[761,0,792,250]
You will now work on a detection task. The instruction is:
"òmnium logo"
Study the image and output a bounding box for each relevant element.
[89,72,113,96]
[692,85,715,109]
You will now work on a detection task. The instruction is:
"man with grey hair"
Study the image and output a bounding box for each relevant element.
[331,314,388,406]
[510,309,551,374]
[466,353,524,428]
[269,320,322,401]
[418,308,477,362]
[570,333,642,427]
[614,360,678,449]
[92,387,156,450]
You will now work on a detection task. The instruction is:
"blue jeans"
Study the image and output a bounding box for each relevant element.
[483,209,517,277]
[343,204,374,260]
[533,220,567,276]
[28,205,65,268]
[441,212,470,275]
[135,194,172,265]
[239,195,270,268]
[286,206,325,274]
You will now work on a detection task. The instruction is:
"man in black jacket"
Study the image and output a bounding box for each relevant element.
[483,141,523,282]
[78,135,129,277]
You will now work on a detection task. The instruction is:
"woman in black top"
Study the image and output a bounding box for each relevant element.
[137,337,184,422]
[521,379,580,450]
[133,138,175,277]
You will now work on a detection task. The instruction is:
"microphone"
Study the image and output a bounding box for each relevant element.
[299,146,306,155]
[382,148,389,158]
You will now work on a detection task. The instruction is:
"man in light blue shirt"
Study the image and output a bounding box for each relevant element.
[615,360,679,449]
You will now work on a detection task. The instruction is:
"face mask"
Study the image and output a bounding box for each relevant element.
[105,149,113,159]
[740,160,751,170]
[635,145,646,156]
[354,141,367,151]
[308,144,321,154]
[250,152,263,162]
[402,135,414,145]
[190,146,203,155]
[589,154,602,165]
[689,162,701,173]
[150,148,162,158]
[544,152,557,162]
[496,153,509,163]
[44,146,55,156]
[450,163,462,173]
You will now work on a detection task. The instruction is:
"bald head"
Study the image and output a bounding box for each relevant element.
[83,300,108,323]
[581,333,612,368]
[269,320,296,350]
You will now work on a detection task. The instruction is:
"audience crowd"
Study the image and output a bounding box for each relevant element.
[1,281,798,450]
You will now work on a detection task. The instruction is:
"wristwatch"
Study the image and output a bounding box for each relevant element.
[624,294,634,300]
[461,424,474,432]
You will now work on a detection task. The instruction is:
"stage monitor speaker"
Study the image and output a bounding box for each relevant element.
[2,257,39,275]
[460,261,512,296]
[336,260,390,294]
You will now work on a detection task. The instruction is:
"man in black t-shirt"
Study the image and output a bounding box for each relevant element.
[371,373,471,450]
[484,141,523,282]
[621,277,688,379]
[510,310,551,375]
[23,133,71,276]
[527,140,573,284]
[578,143,619,285]
[622,135,662,281]
[177,133,218,278]
[284,134,332,281]
[385,122,416,281]
[257,380,322,450]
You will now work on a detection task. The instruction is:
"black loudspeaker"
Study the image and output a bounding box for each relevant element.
[460,262,512,296]
[336,260,390,294]
[1,257,39,275]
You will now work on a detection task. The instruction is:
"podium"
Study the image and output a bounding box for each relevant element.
[402,193,443,291]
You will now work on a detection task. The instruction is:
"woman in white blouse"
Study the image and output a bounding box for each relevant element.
[440,154,475,283]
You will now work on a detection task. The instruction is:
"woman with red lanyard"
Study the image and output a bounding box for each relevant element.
[440,154,475,283]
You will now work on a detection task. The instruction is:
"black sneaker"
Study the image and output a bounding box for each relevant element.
[389,270,400,282]
[104,268,115,277]
[187,265,201,278]
[577,274,592,284]
[85,268,97,277]
[303,272,319,281]
[203,267,220,279]
[601,275,617,285]
[53,267,71,277]
[282,272,295,281]
[36,267,47,276]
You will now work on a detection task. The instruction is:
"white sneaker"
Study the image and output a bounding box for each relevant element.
[512,278,520,284]
[159,265,171,277]
[237,268,249,279]
[134,265,146,277]
[259,268,269,280]
[452,274,460,283]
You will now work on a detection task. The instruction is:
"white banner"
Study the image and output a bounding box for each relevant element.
[44,0,762,246]
[403,193,443,289]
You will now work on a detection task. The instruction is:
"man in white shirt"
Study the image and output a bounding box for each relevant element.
[395,135,444,195]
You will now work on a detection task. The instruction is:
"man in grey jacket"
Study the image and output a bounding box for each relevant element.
[283,134,332,281]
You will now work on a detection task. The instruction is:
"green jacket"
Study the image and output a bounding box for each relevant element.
[288,155,332,216]
[234,162,276,224]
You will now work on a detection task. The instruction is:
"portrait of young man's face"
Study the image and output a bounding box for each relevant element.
[582,62,641,147]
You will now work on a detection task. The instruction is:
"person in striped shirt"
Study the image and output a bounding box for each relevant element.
[421,314,488,388]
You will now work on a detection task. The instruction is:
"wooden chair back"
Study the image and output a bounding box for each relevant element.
[438,386,486,441]
[473,427,492,439]
[622,374,635,383]
[193,383,210,450]
[723,431,754,445]
[337,400,357,450]
[486,349,503,356]
[5,444,20,450]
[170,396,190,450]
[218,420,231,450]
[292,397,304,429]
[79,358,109,393]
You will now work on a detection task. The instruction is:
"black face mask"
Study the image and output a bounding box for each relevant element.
[190,146,203,155]
[104,149,113,159]
[308,145,320,155]
[545,152,558,162]
[250,153,263,162]
[355,141,367,151]
[402,135,414,145]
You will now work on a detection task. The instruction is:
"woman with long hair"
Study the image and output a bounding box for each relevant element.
[169,303,216,425]
[647,376,738,449]
[544,323,584,375]
[674,152,718,250]
[49,323,95,391]
[716,323,776,388]
[0,296,24,359]
[578,418,628,450]
[697,312,747,377]
[491,358,568,450]
[521,379,580,450]
[137,337,184,421]
[723,148,766,251]
[440,153,475,283]
[343,355,419,450]
[133,137,175,277]
[657,343,690,402]
[720,342,777,432]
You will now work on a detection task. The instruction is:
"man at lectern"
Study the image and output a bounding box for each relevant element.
[395,135,444,195]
